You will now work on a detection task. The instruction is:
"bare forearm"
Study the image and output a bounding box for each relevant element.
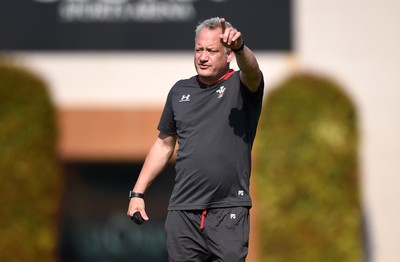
[236,46,259,75]
[133,133,176,193]
[235,46,262,92]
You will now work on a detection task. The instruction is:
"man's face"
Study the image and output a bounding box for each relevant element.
[194,28,233,85]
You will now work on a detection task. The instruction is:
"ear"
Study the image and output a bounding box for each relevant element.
[227,49,234,63]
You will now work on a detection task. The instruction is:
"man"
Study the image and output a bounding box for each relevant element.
[127,17,264,261]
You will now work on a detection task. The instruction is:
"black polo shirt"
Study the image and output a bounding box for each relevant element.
[158,70,264,210]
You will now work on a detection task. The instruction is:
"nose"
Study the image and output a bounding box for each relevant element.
[199,50,209,61]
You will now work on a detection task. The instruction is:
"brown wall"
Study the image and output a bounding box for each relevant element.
[57,108,162,161]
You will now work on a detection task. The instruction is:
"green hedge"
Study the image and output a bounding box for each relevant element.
[0,62,62,261]
[254,73,363,261]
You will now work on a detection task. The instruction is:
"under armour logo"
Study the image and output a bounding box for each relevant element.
[230,214,236,219]
[238,190,244,196]
[179,94,191,102]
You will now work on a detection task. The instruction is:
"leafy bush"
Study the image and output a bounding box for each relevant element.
[254,73,363,261]
[0,62,62,261]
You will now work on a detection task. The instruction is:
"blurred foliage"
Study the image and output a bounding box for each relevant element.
[254,73,363,261]
[0,62,62,261]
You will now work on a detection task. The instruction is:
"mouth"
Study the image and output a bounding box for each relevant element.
[198,64,210,70]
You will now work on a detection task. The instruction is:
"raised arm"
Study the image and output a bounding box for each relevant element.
[127,132,176,221]
[219,18,262,92]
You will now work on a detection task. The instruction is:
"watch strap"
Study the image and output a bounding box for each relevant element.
[129,191,144,198]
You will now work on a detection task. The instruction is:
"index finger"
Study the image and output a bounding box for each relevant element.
[220,18,226,33]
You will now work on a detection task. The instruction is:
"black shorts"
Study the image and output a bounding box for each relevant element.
[165,207,250,262]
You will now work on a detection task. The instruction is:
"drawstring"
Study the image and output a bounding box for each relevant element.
[200,210,208,231]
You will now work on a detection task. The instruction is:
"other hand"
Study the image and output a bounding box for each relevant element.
[127,197,149,222]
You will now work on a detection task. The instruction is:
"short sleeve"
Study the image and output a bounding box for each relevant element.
[241,72,264,105]
[157,88,177,135]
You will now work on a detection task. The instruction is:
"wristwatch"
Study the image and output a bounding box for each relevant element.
[129,191,144,198]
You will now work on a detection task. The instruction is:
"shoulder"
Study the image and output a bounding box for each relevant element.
[172,76,198,89]
[166,76,199,102]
